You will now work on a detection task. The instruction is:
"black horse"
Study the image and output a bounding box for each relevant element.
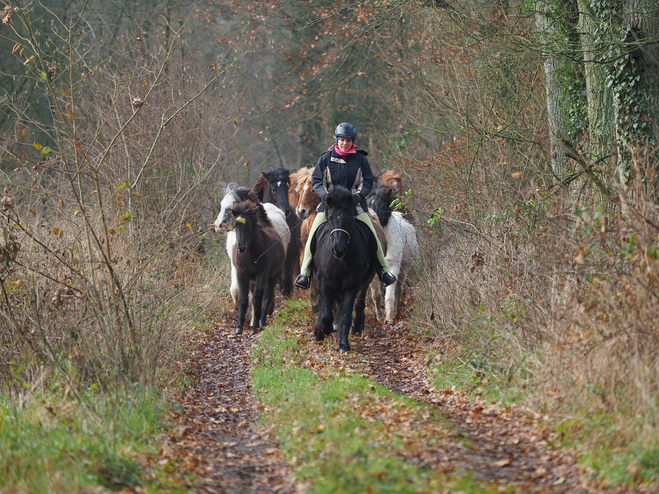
[230,200,285,334]
[251,168,302,297]
[312,186,378,352]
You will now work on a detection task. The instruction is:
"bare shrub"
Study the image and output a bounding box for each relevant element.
[0,9,239,391]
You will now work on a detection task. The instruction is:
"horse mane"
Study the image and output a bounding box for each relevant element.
[368,185,395,228]
[380,169,403,196]
[296,167,313,186]
[263,167,290,186]
[324,186,356,215]
[227,184,254,202]
[250,176,266,201]
[231,200,273,228]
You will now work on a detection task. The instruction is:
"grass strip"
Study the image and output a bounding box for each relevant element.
[252,300,495,493]
[0,382,190,493]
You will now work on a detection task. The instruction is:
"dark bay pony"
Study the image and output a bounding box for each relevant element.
[230,200,285,334]
[251,168,301,296]
[312,186,378,352]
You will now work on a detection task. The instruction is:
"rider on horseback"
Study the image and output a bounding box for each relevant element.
[294,122,397,290]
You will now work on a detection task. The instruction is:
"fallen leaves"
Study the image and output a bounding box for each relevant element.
[158,319,299,493]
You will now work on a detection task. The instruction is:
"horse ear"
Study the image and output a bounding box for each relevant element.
[262,170,273,182]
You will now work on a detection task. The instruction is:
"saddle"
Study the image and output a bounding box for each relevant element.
[309,221,377,260]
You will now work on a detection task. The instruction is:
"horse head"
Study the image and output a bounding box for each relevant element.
[230,200,272,253]
[324,186,357,260]
[258,167,292,218]
[381,169,403,197]
[367,185,396,228]
[215,184,253,233]
[296,167,319,219]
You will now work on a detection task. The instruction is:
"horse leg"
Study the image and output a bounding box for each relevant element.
[369,277,383,323]
[393,269,408,322]
[314,287,333,341]
[351,283,369,337]
[251,277,266,333]
[236,277,250,334]
[280,254,293,298]
[384,263,402,324]
[260,275,278,328]
[338,291,358,353]
[227,233,239,303]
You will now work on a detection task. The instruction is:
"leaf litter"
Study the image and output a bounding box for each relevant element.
[160,299,657,493]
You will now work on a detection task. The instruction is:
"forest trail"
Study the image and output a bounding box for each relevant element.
[161,302,649,493]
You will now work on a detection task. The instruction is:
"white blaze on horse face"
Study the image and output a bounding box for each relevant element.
[277,181,282,187]
[296,183,311,215]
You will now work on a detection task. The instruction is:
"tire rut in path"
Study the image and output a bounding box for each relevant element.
[165,319,300,494]
[347,319,649,494]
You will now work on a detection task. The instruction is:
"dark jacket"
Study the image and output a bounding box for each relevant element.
[312,147,374,213]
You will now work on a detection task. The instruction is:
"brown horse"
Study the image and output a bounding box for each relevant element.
[296,168,322,266]
[250,167,301,297]
[379,169,403,196]
[288,171,299,210]
[377,169,414,223]
[230,200,285,334]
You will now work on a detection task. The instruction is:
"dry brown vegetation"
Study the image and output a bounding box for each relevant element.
[398,144,659,463]
[0,20,239,392]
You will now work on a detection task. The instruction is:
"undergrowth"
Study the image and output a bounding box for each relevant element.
[0,379,191,493]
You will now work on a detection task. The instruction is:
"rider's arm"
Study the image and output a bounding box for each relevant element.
[312,154,328,201]
[356,156,375,199]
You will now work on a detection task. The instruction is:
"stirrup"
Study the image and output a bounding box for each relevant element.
[295,274,311,290]
[381,271,396,287]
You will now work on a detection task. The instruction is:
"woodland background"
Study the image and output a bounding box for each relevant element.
[1,0,659,488]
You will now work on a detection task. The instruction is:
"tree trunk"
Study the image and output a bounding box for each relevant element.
[613,0,659,184]
[577,0,614,163]
[536,0,569,179]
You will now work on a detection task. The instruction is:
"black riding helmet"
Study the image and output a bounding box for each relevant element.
[334,122,357,141]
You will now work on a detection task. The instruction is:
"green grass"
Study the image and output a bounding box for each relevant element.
[0,382,191,493]
[431,357,530,407]
[557,414,659,487]
[253,300,496,493]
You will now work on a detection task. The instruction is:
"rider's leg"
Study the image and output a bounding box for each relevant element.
[295,212,327,288]
[355,212,396,286]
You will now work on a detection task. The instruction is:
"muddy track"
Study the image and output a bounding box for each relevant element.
[164,318,300,494]
[344,318,653,494]
[164,302,652,493]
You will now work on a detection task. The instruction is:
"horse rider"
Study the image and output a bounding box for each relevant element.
[294,122,397,289]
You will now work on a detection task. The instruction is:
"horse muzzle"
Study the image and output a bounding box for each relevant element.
[332,247,346,259]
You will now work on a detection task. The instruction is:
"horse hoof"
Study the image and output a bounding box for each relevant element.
[339,346,350,354]
[235,327,243,335]
[352,330,362,337]
[314,332,325,342]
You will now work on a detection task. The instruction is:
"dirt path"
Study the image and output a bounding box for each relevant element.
[163,318,300,494]
[163,304,652,493]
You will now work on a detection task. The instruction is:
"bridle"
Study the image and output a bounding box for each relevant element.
[330,228,351,243]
